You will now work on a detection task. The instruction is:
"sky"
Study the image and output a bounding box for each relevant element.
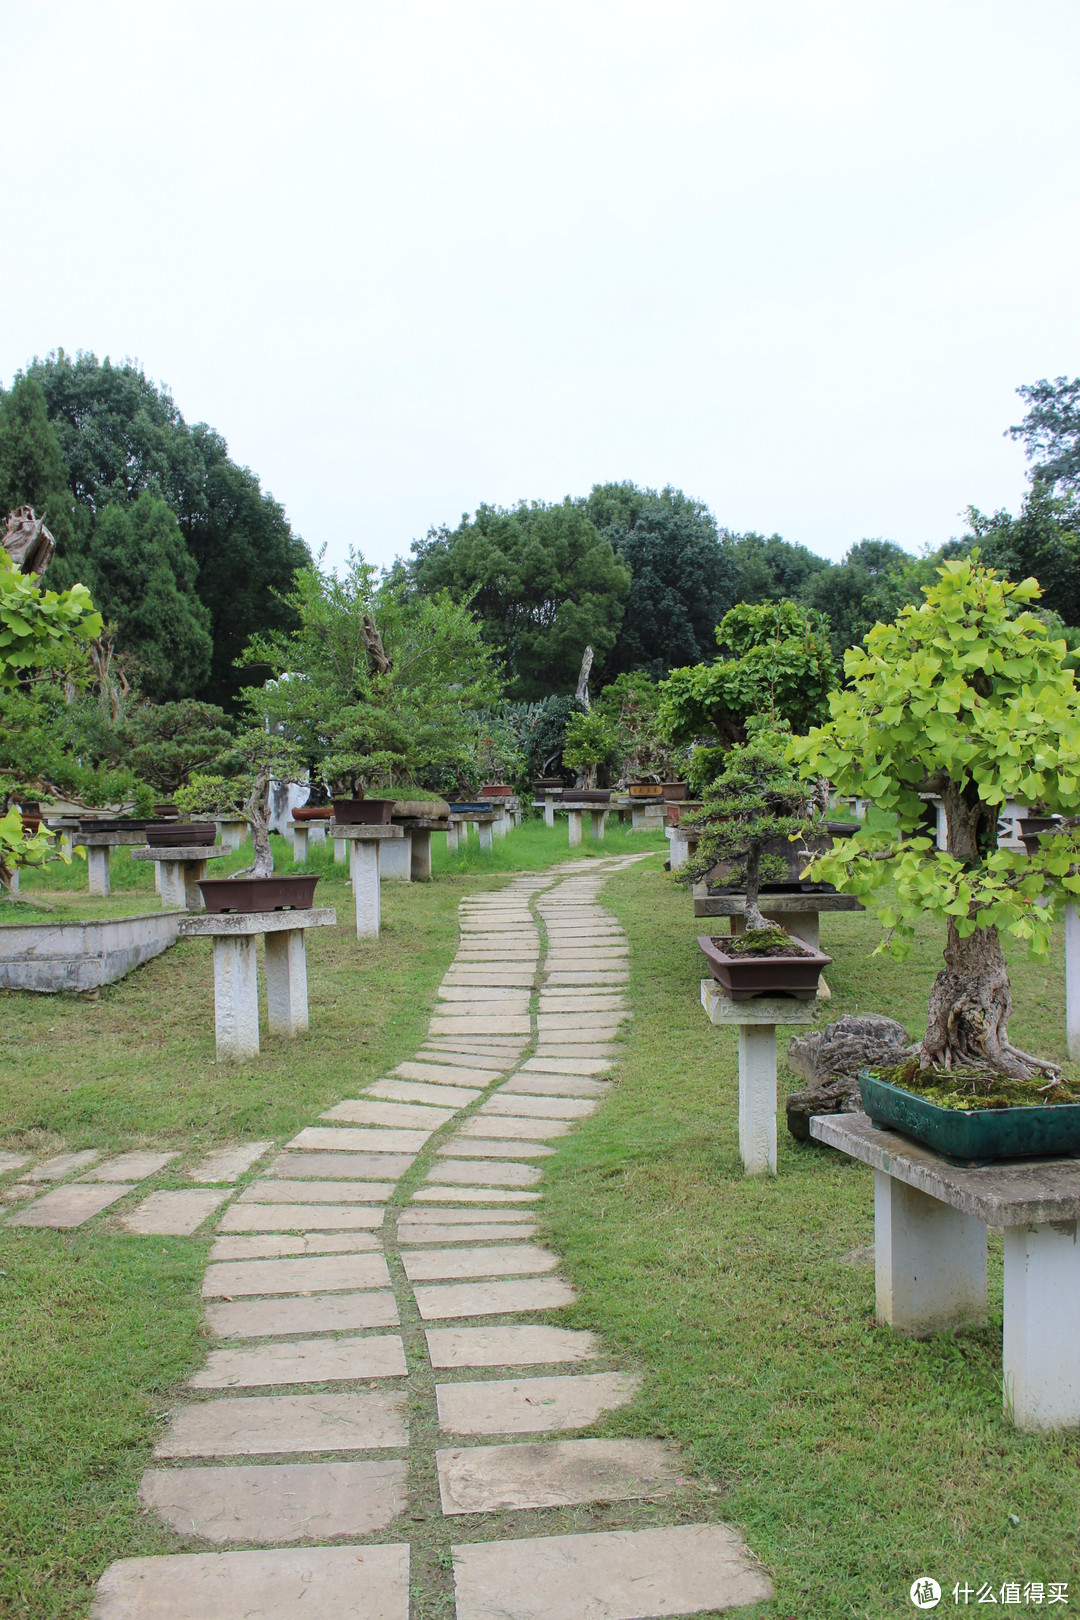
[3,0,1078,574]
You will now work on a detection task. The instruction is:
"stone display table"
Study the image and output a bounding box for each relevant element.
[446,810,498,854]
[691,888,863,950]
[700,977,816,1175]
[630,800,665,832]
[287,820,328,863]
[131,845,227,911]
[214,816,249,852]
[561,801,608,847]
[179,906,336,1059]
[811,1111,1080,1431]
[327,822,403,939]
[667,825,699,872]
[73,830,150,899]
[391,817,449,882]
[534,790,560,828]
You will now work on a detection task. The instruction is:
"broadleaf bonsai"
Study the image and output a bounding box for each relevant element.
[176,729,303,880]
[790,556,1080,1079]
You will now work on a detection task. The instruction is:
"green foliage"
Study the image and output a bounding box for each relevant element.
[790,557,1080,959]
[561,711,621,785]
[719,529,830,604]
[409,499,630,699]
[0,546,101,686]
[0,685,138,809]
[0,375,76,549]
[80,699,238,795]
[800,539,928,665]
[658,599,836,748]
[964,485,1080,629]
[592,671,671,779]
[1008,374,1080,493]
[518,694,587,781]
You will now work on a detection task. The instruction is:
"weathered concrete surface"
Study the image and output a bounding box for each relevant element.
[155,1391,407,1457]
[202,1252,390,1298]
[190,1334,407,1388]
[436,1438,682,1514]
[140,1458,408,1543]
[205,1291,399,1339]
[82,1151,178,1182]
[27,1150,100,1180]
[186,1142,272,1182]
[123,1190,229,1235]
[267,1152,414,1180]
[402,1244,558,1281]
[209,1232,381,1261]
[8,1183,135,1228]
[0,910,181,993]
[437,1372,638,1435]
[400,1222,539,1245]
[425,1160,543,1189]
[217,1203,386,1233]
[426,1325,598,1368]
[239,1179,391,1204]
[413,1277,575,1320]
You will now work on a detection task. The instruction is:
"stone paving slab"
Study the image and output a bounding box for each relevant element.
[8,1183,135,1228]
[502,1074,609,1098]
[140,1458,408,1544]
[533,1046,616,1062]
[267,1151,415,1180]
[439,986,531,1003]
[395,1062,502,1086]
[440,970,534,986]
[426,1160,542,1190]
[320,1098,455,1130]
[239,1179,392,1203]
[399,1223,540,1245]
[481,1094,598,1120]
[429,1019,532,1036]
[78,1151,178,1182]
[413,1277,574,1320]
[398,1208,539,1225]
[210,1232,381,1260]
[190,1333,407,1388]
[414,1048,515,1068]
[521,1058,612,1076]
[122,1189,230,1235]
[411,1188,540,1206]
[206,1291,399,1339]
[202,1252,391,1298]
[457,1116,571,1141]
[370,1079,483,1108]
[438,1137,555,1159]
[26,1150,101,1181]
[437,1371,638,1435]
[1,1184,36,1203]
[426,1325,598,1368]
[538,996,627,1012]
[217,1204,386,1233]
[185,1142,272,1182]
[155,1391,407,1457]
[436,1437,682,1514]
[450,1523,773,1619]
[288,1126,432,1154]
[546,971,628,985]
[537,1014,624,1032]
[0,1152,28,1176]
[92,1542,410,1618]
[403,1244,557,1282]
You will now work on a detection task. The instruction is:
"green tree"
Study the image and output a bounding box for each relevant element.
[561,711,621,788]
[659,600,836,749]
[0,377,77,550]
[791,557,1080,1078]
[592,672,671,779]
[409,499,630,699]
[964,486,1080,628]
[800,539,922,663]
[721,530,831,604]
[1008,375,1080,493]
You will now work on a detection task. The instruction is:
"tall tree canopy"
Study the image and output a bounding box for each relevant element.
[800,539,925,664]
[2,351,310,706]
[720,530,830,604]
[409,499,629,700]
[965,487,1080,630]
[581,482,740,680]
[1008,375,1080,493]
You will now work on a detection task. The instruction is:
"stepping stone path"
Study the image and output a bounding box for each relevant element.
[88,858,772,1619]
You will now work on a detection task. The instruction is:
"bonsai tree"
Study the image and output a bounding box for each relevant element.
[790,557,1080,1079]
[678,724,828,932]
[591,672,671,781]
[561,710,620,789]
[176,728,302,879]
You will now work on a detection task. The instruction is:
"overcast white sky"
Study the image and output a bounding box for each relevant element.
[3,1,1078,572]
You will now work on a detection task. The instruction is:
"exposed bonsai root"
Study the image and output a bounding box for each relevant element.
[921,919,1057,1081]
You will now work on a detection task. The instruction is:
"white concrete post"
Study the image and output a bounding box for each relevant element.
[544,795,556,829]
[333,836,347,864]
[1003,1220,1080,1430]
[380,835,411,881]
[159,860,185,908]
[211,935,260,1059]
[667,828,689,870]
[59,832,72,859]
[567,810,583,848]
[873,1170,988,1336]
[590,810,606,842]
[737,1024,778,1175]
[351,840,381,939]
[218,820,246,852]
[6,867,18,896]
[291,824,309,863]
[154,860,162,893]
[411,829,432,881]
[1066,904,1080,1060]
[87,846,111,898]
[513,808,522,827]
[309,823,327,846]
[264,928,309,1037]
[493,808,508,840]
[478,821,493,852]
[446,821,459,853]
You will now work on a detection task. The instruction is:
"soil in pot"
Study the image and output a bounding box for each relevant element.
[697,927,831,1001]
[332,798,394,824]
[198,875,320,913]
[146,822,217,847]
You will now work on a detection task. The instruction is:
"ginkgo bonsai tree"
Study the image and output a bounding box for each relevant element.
[790,556,1080,1079]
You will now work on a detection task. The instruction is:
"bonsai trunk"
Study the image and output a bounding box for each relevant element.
[920,780,1056,1079]
[236,769,274,880]
[743,842,768,931]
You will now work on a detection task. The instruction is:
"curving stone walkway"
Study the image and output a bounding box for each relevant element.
[92,859,772,1619]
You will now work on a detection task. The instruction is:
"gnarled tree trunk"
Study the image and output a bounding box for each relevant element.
[743,843,768,931]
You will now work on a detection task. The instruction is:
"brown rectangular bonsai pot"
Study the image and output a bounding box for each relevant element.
[332,798,394,824]
[146,822,218,847]
[198,876,320,913]
[697,931,831,1001]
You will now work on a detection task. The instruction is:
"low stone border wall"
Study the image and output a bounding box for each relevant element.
[0,910,183,993]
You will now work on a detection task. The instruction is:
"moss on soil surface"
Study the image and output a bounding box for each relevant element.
[870,1059,1080,1110]
[709,924,811,958]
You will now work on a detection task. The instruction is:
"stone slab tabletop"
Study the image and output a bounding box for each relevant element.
[392,817,451,830]
[179,907,338,937]
[131,847,227,862]
[448,811,499,824]
[810,1110,1080,1226]
[72,830,149,847]
[326,822,404,840]
[700,977,817,1028]
[693,887,865,917]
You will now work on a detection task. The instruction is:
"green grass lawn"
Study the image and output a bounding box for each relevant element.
[542,856,1080,1618]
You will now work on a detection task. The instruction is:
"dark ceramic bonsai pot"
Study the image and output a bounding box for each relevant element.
[293,805,333,821]
[858,1070,1080,1161]
[563,790,611,805]
[146,822,217,847]
[697,931,830,1001]
[332,798,394,824]
[533,778,564,793]
[628,781,664,800]
[198,875,320,913]
[662,782,687,802]
[480,784,512,797]
[1020,817,1064,855]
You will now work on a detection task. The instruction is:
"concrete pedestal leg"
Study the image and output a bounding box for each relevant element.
[737,1023,778,1175]
[310,824,327,847]
[87,846,111,898]
[154,860,161,893]
[159,859,205,910]
[1067,904,1080,1060]
[219,822,244,852]
[351,840,381,939]
[513,809,522,827]
[478,821,493,853]
[380,835,411,881]
[59,832,72,859]
[668,830,689,870]
[493,810,508,840]
[292,825,309,863]
[6,867,18,896]
[264,928,309,1037]
[1003,1220,1080,1429]
[567,810,583,848]
[183,859,207,911]
[446,822,459,853]
[873,1171,988,1337]
[411,829,432,881]
[544,796,555,829]
[211,935,260,1059]
[590,810,606,842]
[333,837,347,864]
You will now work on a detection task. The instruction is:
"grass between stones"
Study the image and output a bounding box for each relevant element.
[540,856,1080,1617]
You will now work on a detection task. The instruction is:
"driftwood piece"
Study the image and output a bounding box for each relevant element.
[2,506,55,575]
[363,613,392,675]
[785,1012,911,1141]
[575,645,594,710]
